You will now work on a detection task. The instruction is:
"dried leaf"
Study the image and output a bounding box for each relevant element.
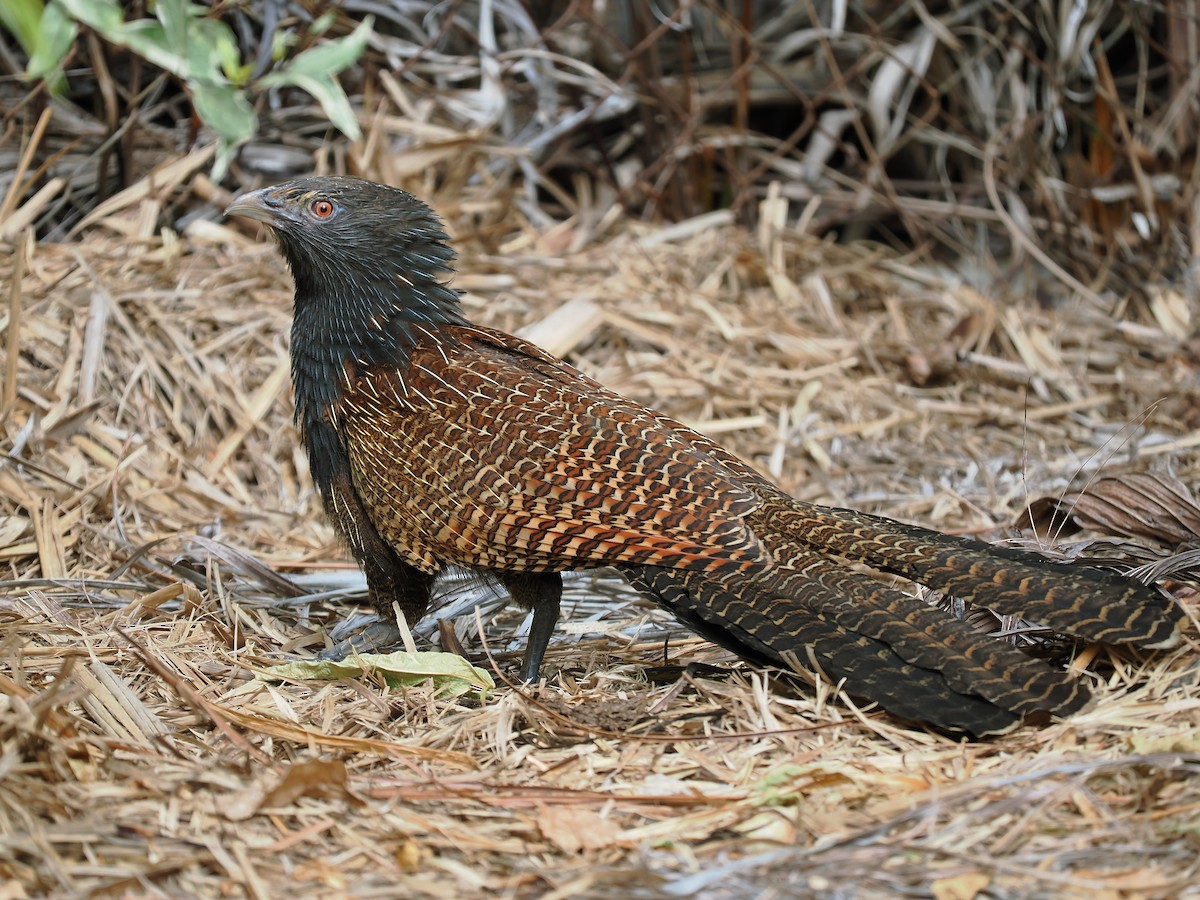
[930,872,990,900]
[537,805,622,854]
[1023,474,1200,549]
[260,759,361,810]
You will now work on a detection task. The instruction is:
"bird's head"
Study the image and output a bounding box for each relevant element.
[226,176,467,413]
[225,176,464,330]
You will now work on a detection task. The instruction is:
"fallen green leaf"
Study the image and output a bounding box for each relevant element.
[265,650,494,699]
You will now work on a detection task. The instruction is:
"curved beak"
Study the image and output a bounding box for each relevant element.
[224,187,281,225]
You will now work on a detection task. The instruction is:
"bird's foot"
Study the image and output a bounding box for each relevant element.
[318,620,405,660]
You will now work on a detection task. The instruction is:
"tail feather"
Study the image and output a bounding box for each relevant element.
[757,497,1183,648]
[622,539,1091,737]
[677,430,1182,651]
[780,555,1089,717]
[610,440,1184,735]
[624,564,1026,736]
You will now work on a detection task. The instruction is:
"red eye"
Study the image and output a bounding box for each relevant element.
[310,199,335,218]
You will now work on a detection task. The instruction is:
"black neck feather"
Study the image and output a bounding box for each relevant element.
[278,227,468,426]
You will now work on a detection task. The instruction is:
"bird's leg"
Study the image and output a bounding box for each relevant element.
[497,571,562,682]
[364,553,436,631]
[319,557,435,660]
[312,445,438,656]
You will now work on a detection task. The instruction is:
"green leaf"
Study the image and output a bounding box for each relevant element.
[212,137,236,182]
[153,0,190,58]
[41,1,373,173]
[263,70,360,139]
[186,17,239,81]
[190,80,257,143]
[54,0,124,35]
[279,15,372,78]
[264,650,495,699]
[311,10,336,35]
[210,20,250,84]
[270,28,295,62]
[25,1,78,86]
[0,0,45,57]
[117,19,186,77]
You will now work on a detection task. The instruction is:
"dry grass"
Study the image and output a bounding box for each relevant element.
[2,182,1199,898]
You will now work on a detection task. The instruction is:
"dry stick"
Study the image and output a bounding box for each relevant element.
[981,126,1104,306]
[203,354,290,477]
[3,233,26,421]
[361,778,738,810]
[800,0,923,240]
[115,625,271,764]
[0,178,66,244]
[78,288,110,407]
[213,702,476,767]
[1092,47,1157,225]
[0,106,54,224]
[71,143,216,234]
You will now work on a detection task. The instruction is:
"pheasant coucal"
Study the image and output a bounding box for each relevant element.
[226,176,1183,736]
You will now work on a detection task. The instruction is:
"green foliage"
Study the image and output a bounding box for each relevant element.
[3,0,372,177]
[0,0,77,90]
[256,18,371,140]
[0,0,42,50]
[266,651,495,700]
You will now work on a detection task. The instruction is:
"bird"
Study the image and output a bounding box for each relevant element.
[225,175,1183,737]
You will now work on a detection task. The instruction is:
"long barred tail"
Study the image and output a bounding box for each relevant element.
[755,497,1183,649]
[619,492,1182,737]
[624,545,1090,737]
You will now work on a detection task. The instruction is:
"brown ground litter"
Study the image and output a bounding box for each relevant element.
[2,198,1198,898]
